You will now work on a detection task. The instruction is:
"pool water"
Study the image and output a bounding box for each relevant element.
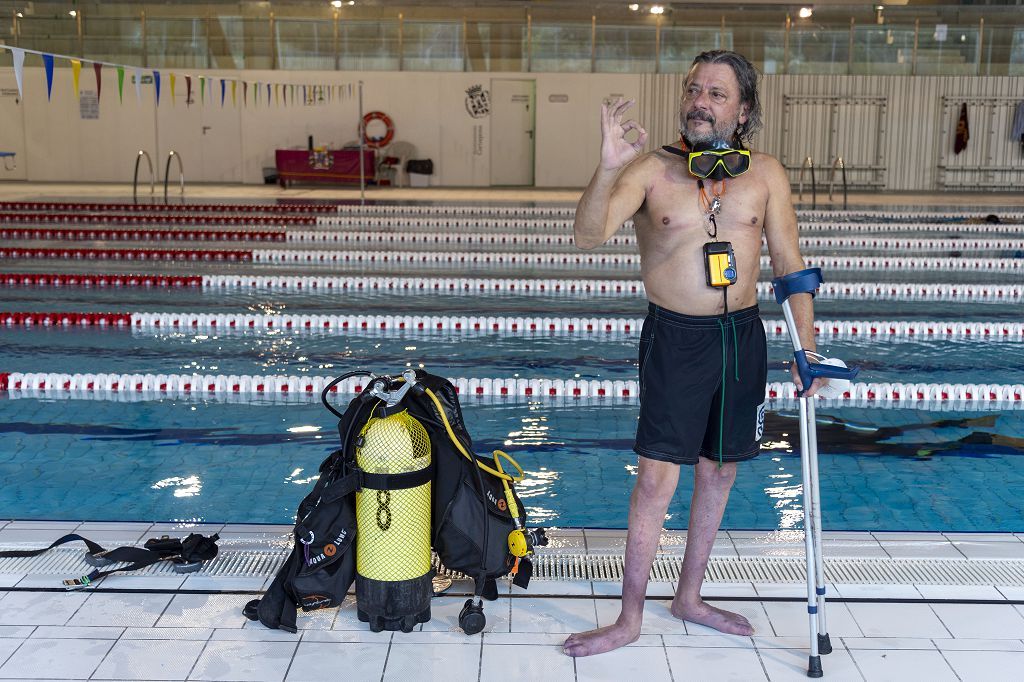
[1,397,1021,532]
[2,209,1023,534]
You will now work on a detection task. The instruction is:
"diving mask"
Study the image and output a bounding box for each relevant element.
[687,140,750,180]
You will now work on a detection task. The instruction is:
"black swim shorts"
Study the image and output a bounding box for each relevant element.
[633,303,768,466]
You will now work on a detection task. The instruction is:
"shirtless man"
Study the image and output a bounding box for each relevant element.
[564,50,822,657]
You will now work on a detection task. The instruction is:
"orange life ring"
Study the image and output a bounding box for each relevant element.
[361,111,395,149]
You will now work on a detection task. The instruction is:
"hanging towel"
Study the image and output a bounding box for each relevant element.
[1012,101,1024,156]
[954,103,969,155]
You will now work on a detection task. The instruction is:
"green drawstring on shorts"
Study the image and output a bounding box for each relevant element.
[715,316,741,468]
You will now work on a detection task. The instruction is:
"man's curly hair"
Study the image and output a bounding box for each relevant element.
[689,50,763,145]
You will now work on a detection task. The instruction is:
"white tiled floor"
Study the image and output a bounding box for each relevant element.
[0,589,1022,680]
[3,524,1024,679]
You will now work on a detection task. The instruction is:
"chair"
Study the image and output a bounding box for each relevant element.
[378,141,417,187]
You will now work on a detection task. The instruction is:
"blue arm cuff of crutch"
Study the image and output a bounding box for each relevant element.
[807,606,818,614]
[816,587,826,596]
[770,267,822,304]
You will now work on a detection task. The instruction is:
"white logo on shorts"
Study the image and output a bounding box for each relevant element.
[754,401,766,441]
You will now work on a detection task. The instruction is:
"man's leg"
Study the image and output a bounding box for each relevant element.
[670,457,755,635]
[563,456,680,657]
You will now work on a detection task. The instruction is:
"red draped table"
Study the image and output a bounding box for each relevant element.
[275,149,375,187]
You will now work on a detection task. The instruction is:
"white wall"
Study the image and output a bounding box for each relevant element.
[2,67,1021,191]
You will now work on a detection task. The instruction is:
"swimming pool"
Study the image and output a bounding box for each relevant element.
[1,204,1022,534]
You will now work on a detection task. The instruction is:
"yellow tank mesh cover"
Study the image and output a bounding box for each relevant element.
[355,409,432,581]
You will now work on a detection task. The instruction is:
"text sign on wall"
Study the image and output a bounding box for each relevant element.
[80,90,99,119]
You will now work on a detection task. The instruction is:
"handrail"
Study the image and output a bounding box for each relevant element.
[797,156,816,210]
[133,150,155,205]
[164,150,185,203]
[828,156,848,211]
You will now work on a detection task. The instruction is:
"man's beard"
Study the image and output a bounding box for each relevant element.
[678,110,739,146]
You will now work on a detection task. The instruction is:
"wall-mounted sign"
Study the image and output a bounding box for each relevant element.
[465,84,491,118]
[548,94,569,103]
[131,74,154,85]
[80,90,99,119]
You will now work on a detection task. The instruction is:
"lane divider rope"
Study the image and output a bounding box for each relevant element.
[3,311,1022,341]
[0,211,315,226]
[0,227,287,243]
[4,247,1022,271]
[326,204,1024,222]
[0,247,252,262]
[2,273,1022,302]
[243,251,1023,272]
[0,201,342,214]
[25,201,1021,223]
[1,372,1020,406]
[314,216,1024,234]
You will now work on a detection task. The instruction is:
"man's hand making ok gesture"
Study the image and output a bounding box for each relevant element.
[600,97,648,171]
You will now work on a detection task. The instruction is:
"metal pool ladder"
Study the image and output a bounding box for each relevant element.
[829,156,848,211]
[132,150,155,204]
[797,156,816,210]
[164,151,185,203]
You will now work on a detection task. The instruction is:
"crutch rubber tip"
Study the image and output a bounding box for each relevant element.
[818,633,833,655]
[807,655,824,678]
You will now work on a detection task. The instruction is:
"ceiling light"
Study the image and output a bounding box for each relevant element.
[16,11,23,17]
[798,7,813,19]
[331,0,342,6]
[348,1,355,5]
[628,3,639,10]
[650,5,664,14]
[68,10,77,17]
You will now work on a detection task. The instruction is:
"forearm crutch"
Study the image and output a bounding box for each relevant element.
[771,268,859,678]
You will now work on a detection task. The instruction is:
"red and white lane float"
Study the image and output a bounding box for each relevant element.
[4,311,1022,342]
[0,372,1021,408]
[0,227,286,243]
[251,249,1024,274]
[0,201,342,214]
[0,211,316,227]
[0,247,252,262]
[325,203,1024,223]
[2,246,1021,274]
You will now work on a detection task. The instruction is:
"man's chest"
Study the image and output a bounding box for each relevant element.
[638,176,768,244]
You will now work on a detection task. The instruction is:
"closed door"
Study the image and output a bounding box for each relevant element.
[490,79,535,186]
[0,87,27,180]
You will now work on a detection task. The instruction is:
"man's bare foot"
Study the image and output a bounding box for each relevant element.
[563,621,640,657]
[670,599,755,636]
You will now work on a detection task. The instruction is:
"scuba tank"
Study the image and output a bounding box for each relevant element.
[354,374,434,632]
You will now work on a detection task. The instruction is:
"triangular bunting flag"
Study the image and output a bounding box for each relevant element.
[70,59,81,98]
[200,76,205,104]
[154,70,161,105]
[242,81,247,106]
[266,83,271,106]
[117,67,124,103]
[169,72,176,105]
[43,53,55,100]
[186,75,192,106]
[11,48,25,99]
[93,62,102,101]
[274,83,279,106]
[221,79,226,107]
[231,80,237,106]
